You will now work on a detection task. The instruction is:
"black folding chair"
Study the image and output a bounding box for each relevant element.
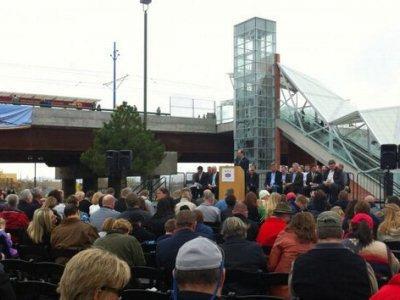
[129,266,162,290]
[14,280,59,300]
[141,241,157,253]
[51,247,83,264]
[18,244,50,262]
[121,289,170,300]
[385,241,400,251]
[35,262,65,284]
[1,259,33,281]
[261,272,289,287]
[144,251,157,268]
[223,269,265,295]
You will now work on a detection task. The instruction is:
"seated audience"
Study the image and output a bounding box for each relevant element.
[43,196,62,225]
[256,202,293,248]
[156,210,198,274]
[342,199,358,232]
[89,191,103,216]
[78,191,92,215]
[94,218,145,268]
[221,217,266,271]
[354,200,381,236]
[221,195,236,222]
[343,213,399,279]
[51,204,99,250]
[291,211,378,299]
[17,189,35,220]
[196,189,221,224]
[257,190,269,220]
[115,187,131,213]
[232,202,259,241]
[156,218,177,242]
[130,214,156,243]
[174,190,197,214]
[118,192,150,225]
[90,194,120,231]
[193,210,214,240]
[330,206,345,221]
[215,188,234,212]
[48,189,65,218]
[387,195,400,207]
[65,195,90,223]
[58,248,130,300]
[0,218,18,258]
[139,189,156,216]
[0,194,29,242]
[334,190,350,210]
[370,273,400,300]
[307,189,329,217]
[173,237,224,299]
[264,192,281,219]
[0,263,15,299]
[289,195,308,214]
[23,208,55,247]
[155,187,175,209]
[377,203,400,242]
[98,217,115,238]
[147,199,175,237]
[244,192,261,223]
[268,212,316,299]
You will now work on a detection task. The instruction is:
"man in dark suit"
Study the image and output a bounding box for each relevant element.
[264,162,282,193]
[207,166,219,198]
[246,165,259,194]
[191,166,209,200]
[234,149,250,173]
[322,159,345,205]
[156,211,198,275]
[304,164,323,196]
[285,163,304,194]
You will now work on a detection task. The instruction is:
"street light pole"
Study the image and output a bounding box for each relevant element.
[141,0,151,129]
[111,41,119,109]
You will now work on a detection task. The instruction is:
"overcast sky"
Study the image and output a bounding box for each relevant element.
[1,0,399,179]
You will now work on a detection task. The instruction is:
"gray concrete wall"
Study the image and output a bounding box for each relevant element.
[32,107,219,134]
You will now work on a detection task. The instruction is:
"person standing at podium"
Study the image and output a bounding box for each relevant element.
[234,149,250,172]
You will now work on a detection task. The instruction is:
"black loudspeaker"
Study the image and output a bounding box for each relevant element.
[106,150,119,176]
[380,144,398,170]
[119,150,132,172]
[383,171,394,198]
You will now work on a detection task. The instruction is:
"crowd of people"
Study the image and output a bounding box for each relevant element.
[0,157,400,299]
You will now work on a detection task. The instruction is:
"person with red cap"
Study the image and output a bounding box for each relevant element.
[342,213,400,282]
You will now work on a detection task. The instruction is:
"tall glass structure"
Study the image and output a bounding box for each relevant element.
[234,17,276,171]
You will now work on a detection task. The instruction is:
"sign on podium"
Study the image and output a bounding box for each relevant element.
[218,166,245,201]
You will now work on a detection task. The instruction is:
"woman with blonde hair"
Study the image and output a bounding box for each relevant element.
[58,248,131,300]
[89,191,103,215]
[265,192,281,218]
[94,218,146,268]
[377,203,400,242]
[23,208,56,247]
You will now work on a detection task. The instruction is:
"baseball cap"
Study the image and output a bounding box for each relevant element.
[351,213,373,229]
[328,159,336,165]
[273,202,293,215]
[259,190,270,199]
[175,237,223,271]
[317,211,342,229]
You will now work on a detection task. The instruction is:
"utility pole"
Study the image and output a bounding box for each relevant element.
[141,0,151,129]
[111,41,119,109]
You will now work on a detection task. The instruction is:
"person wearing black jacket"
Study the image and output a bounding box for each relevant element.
[285,163,303,194]
[246,166,259,194]
[304,164,323,196]
[322,160,345,204]
[191,166,209,200]
[234,149,250,172]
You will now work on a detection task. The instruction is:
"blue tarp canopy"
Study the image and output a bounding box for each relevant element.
[0,104,33,129]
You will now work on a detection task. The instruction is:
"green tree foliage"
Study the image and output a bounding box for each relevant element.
[81,102,165,177]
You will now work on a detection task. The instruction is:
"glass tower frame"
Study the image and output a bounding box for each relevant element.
[234,17,276,171]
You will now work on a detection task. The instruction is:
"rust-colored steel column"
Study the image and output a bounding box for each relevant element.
[274,53,281,166]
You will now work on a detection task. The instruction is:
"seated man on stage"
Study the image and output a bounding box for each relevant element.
[190,166,209,200]
[284,163,304,194]
[304,164,323,196]
[322,160,345,205]
[264,162,282,193]
[207,166,219,198]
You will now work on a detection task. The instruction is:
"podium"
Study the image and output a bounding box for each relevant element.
[218,166,245,201]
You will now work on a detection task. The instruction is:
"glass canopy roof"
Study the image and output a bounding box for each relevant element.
[279,65,357,123]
